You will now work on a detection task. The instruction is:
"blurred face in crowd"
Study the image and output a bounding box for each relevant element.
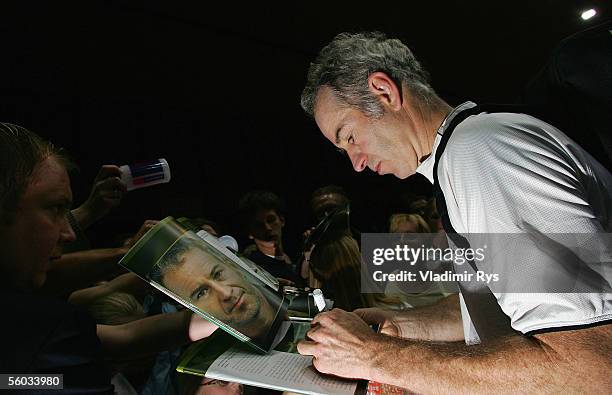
[311,193,348,223]
[314,84,420,179]
[248,209,284,242]
[0,156,76,290]
[161,246,273,335]
[196,379,243,395]
[391,218,419,234]
[389,213,430,234]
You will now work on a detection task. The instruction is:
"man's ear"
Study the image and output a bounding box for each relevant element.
[367,71,403,111]
[280,216,285,228]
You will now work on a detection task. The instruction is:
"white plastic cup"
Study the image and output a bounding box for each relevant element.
[312,289,327,312]
[119,158,171,191]
[218,235,239,252]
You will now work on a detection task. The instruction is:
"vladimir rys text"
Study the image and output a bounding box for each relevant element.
[369,245,499,285]
[372,270,499,284]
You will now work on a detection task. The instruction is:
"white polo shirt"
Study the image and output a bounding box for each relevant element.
[416,102,612,344]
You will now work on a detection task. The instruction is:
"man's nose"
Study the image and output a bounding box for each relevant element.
[213,282,234,302]
[60,214,77,244]
[348,149,367,172]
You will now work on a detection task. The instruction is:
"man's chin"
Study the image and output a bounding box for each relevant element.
[393,167,417,179]
[233,297,261,327]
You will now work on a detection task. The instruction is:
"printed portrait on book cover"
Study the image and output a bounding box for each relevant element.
[149,232,286,350]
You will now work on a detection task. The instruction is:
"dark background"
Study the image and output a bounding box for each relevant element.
[1,0,609,255]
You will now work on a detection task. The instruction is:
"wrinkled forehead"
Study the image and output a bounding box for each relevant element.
[183,246,246,277]
[178,247,221,273]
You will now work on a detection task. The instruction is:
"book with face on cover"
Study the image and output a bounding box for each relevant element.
[118,216,289,353]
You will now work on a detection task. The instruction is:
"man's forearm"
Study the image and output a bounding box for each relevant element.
[365,325,611,394]
[367,333,552,393]
[71,206,98,231]
[68,272,148,306]
[43,248,128,296]
[97,310,191,359]
[386,293,463,341]
[412,293,463,341]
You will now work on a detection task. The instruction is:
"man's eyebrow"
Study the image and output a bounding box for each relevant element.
[208,264,220,277]
[335,126,343,145]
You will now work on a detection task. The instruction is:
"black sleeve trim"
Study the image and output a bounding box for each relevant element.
[525,318,612,336]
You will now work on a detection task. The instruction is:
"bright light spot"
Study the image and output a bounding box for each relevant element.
[581,9,596,20]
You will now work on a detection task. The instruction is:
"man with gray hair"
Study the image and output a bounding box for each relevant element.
[297,32,611,393]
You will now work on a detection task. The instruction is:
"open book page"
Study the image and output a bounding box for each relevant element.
[177,322,361,395]
[206,347,358,395]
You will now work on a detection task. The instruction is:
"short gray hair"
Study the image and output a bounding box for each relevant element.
[301,32,436,118]
[149,236,198,286]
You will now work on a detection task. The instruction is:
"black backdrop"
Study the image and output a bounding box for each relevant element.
[1,0,608,255]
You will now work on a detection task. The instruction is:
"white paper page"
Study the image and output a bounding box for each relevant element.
[206,346,358,395]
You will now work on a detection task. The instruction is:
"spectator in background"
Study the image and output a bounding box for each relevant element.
[393,193,443,234]
[39,159,158,300]
[310,184,350,224]
[178,376,244,395]
[388,213,431,233]
[0,122,217,393]
[39,163,127,297]
[238,190,301,285]
[42,219,158,298]
[86,290,154,392]
[300,185,351,285]
[392,194,445,245]
[190,217,221,237]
